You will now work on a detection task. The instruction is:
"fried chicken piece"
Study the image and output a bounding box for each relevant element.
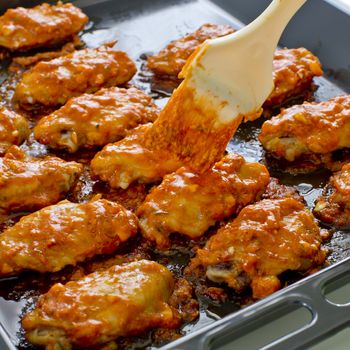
[0,106,29,154]
[0,199,138,277]
[91,124,182,189]
[14,44,137,108]
[189,198,328,299]
[0,2,88,51]
[264,48,323,107]
[0,146,82,213]
[314,163,350,227]
[137,153,270,248]
[149,38,321,106]
[147,23,235,77]
[34,87,159,152]
[22,260,181,349]
[259,95,350,162]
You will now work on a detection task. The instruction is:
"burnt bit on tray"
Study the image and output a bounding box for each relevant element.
[262,177,305,202]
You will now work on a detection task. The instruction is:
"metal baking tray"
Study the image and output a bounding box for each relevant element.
[1,0,350,349]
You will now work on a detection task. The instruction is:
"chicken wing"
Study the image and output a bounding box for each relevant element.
[0,199,138,277]
[14,44,137,108]
[0,2,88,51]
[147,23,235,77]
[259,95,350,162]
[264,48,323,107]
[189,198,328,299]
[0,146,82,213]
[137,153,270,249]
[0,106,29,154]
[34,87,159,152]
[91,123,182,189]
[22,260,180,349]
[314,163,350,227]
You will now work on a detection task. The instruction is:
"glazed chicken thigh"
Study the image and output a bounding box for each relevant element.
[0,146,82,213]
[34,87,158,152]
[22,260,181,349]
[0,2,88,51]
[189,198,328,299]
[138,153,270,248]
[0,199,138,277]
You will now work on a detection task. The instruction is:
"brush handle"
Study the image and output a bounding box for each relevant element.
[237,0,308,52]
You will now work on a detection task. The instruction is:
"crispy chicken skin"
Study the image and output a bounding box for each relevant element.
[14,44,137,108]
[0,199,138,277]
[0,106,29,154]
[265,48,323,107]
[22,260,181,349]
[259,95,350,162]
[0,2,88,51]
[0,146,82,213]
[91,124,182,189]
[314,163,350,227]
[147,23,235,77]
[137,153,270,249]
[34,87,159,152]
[189,198,328,299]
